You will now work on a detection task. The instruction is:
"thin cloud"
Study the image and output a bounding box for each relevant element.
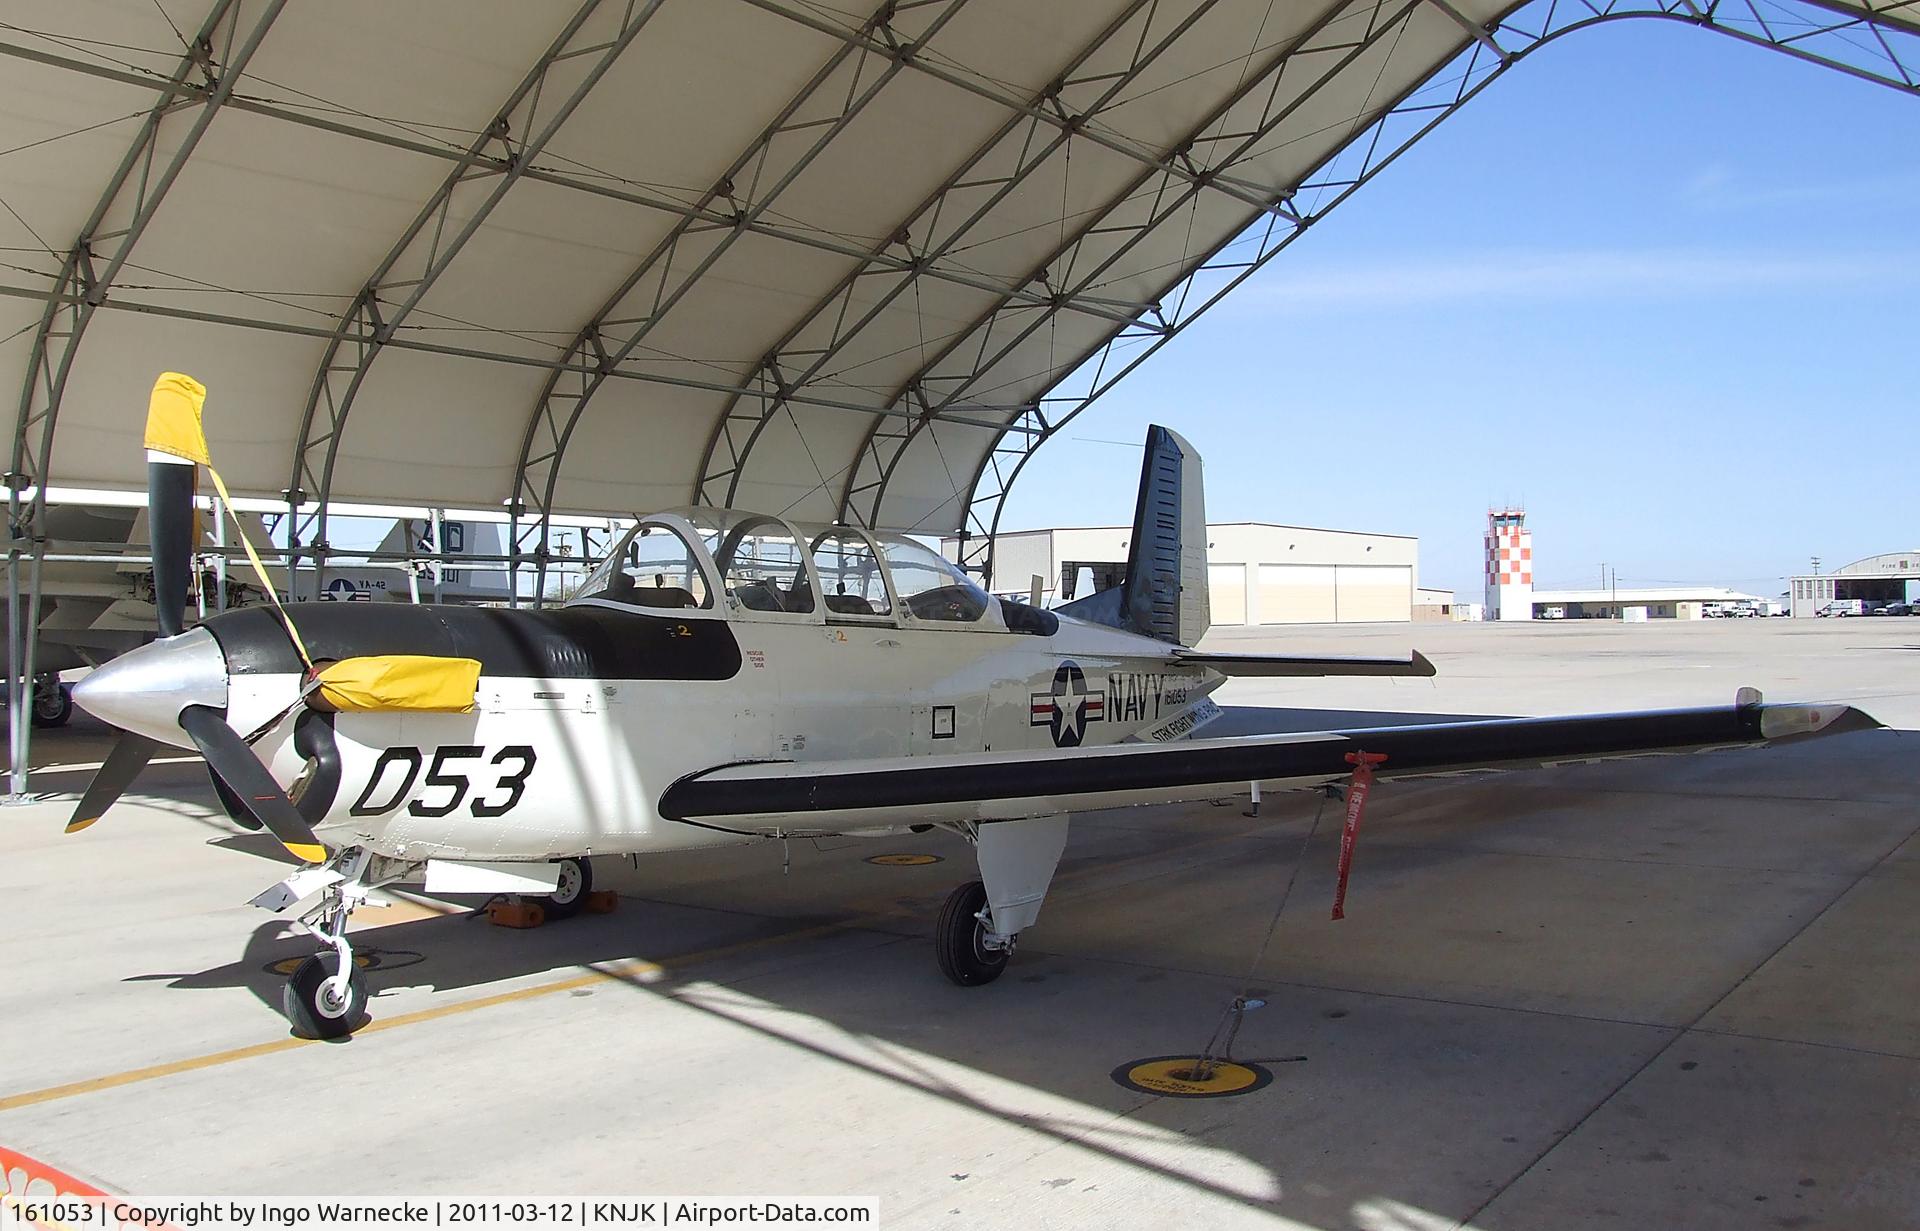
[1236,247,1911,312]
[1678,164,1920,213]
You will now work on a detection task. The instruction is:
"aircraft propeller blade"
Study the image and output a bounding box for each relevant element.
[147,454,195,638]
[179,705,327,864]
[64,733,160,833]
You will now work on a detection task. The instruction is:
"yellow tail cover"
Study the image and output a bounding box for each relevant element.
[315,655,481,713]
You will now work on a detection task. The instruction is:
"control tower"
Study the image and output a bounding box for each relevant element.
[1485,508,1533,621]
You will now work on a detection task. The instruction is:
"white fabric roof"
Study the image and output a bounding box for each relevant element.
[3,0,1914,550]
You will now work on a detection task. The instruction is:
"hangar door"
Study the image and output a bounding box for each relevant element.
[1258,565,1336,623]
[1334,565,1412,622]
[1258,564,1411,622]
[1208,564,1247,625]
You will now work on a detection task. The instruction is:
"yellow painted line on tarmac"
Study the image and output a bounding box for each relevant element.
[0,811,1267,1115]
[0,917,855,1115]
[26,756,202,775]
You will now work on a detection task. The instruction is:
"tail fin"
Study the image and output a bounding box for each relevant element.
[1057,424,1209,645]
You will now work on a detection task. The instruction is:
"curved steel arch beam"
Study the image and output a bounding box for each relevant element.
[742,0,1313,225]
[843,0,1422,531]
[692,0,1215,513]
[0,37,1179,351]
[4,0,282,799]
[8,0,283,533]
[942,0,1920,581]
[282,0,665,596]
[508,0,976,600]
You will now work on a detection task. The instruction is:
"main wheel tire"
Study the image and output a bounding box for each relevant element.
[31,682,71,728]
[540,856,593,921]
[283,952,369,1040]
[936,880,1010,987]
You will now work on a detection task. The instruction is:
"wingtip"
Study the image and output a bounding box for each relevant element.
[1759,702,1884,742]
[1410,649,1436,678]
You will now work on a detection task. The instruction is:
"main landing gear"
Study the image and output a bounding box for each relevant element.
[541,855,593,920]
[936,880,1010,985]
[933,816,1071,988]
[30,674,71,728]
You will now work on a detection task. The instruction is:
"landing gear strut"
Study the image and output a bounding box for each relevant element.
[275,846,408,1039]
[934,816,1070,988]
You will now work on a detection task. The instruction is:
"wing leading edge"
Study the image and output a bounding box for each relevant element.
[657,698,1879,836]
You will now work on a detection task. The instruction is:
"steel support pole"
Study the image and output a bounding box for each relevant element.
[5,541,26,800]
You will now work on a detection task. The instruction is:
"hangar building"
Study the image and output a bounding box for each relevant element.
[1786,553,1920,616]
[949,521,1419,625]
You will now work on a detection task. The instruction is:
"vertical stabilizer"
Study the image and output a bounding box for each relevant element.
[1058,424,1209,645]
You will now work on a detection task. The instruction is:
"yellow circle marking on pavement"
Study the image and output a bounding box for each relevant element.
[1114,1056,1273,1098]
[865,853,943,866]
[269,953,374,976]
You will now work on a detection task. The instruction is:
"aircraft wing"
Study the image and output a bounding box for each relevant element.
[657,698,1878,837]
[1173,648,1436,677]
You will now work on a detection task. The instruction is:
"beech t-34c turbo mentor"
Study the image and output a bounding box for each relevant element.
[68,374,1876,1037]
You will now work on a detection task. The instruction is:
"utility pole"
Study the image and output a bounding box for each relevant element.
[1811,556,1821,576]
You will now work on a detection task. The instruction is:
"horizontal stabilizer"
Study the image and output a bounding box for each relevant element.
[1175,649,1436,678]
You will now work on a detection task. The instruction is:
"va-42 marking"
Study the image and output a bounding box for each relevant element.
[349,745,537,818]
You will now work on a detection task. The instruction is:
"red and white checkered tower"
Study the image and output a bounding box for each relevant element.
[1485,508,1533,621]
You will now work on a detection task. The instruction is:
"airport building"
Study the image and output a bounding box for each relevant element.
[1527,586,1766,620]
[952,522,1420,626]
[1785,552,1920,617]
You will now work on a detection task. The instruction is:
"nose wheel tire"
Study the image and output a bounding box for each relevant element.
[284,951,368,1040]
[936,879,1010,987]
[540,856,593,920]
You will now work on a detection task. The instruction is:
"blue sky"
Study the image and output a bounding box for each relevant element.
[996,19,1920,599]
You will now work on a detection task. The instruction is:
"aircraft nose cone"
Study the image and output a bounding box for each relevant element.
[73,626,228,748]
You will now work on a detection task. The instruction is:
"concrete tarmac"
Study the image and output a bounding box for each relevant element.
[0,617,1914,1229]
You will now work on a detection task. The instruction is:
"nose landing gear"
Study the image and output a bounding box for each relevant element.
[260,846,416,1039]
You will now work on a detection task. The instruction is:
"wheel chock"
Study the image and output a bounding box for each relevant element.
[584,890,619,915]
[486,897,547,929]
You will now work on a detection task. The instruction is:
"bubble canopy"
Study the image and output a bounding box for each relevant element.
[574,509,992,625]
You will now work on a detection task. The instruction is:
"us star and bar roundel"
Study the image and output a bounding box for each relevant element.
[1031,660,1106,748]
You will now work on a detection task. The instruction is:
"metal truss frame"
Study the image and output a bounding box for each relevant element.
[929,0,1920,579]
[0,34,1208,323]
[0,280,1028,426]
[282,0,666,597]
[740,0,1324,225]
[690,0,1210,513]
[508,0,978,599]
[6,0,280,530]
[839,0,1427,535]
[4,0,284,798]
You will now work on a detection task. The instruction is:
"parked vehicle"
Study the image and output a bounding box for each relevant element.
[1817,600,1867,617]
[1883,602,1913,617]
